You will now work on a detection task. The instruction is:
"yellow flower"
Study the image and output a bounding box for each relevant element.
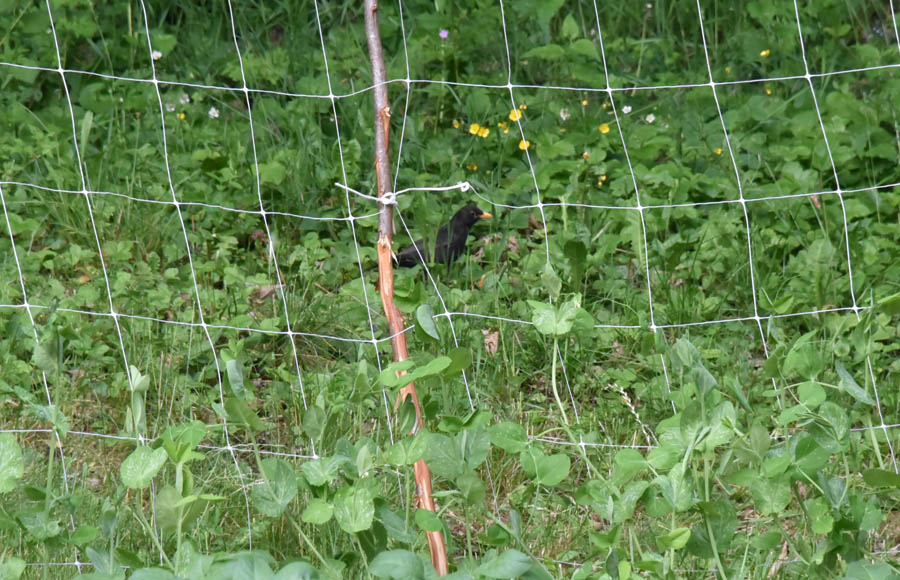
[478,126,490,138]
[509,108,523,121]
[503,127,509,134]
[596,178,604,188]
[760,49,771,58]
[466,163,478,171]
[602,102,609,109]
[518,139,530,150]
[519,104,527,110]
[453,119,460,129]
[714,147,723,155]
[497,121,507,128]
[581,99,588,106]
[601,175,607,181]
[469,123,481,135]
[177,112,186,121]
[582,151,590,160]
[765,87,773,95]
[725,66,732,74]
[599,123,610,134]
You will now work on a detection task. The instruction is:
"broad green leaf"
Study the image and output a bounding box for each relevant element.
[414,508,443,532]
[862,469,900,488]
[258,161,286,186]
[647,443,681,471]
[666,463,693,513]
[159,421,207,465]
[301,456,348,486]
[522,43,565,61]
[442,347,472,376]
[130,570,176,580]
[561,13,579,39]
[589,524,621,550]
[474,549,533,578]
[274,562,320,580]
[303,407,326,440]
[782,331,824,379]
[613,480,650,523]
[380,357,452,389]
[32,343,58,374]
[416,304,440,341]
[835,361,874,405]
[761,455,790,478]
[457,470,486,506]
[251,458,298,517]
[569,38,599,60]
[225,359,245,397]
[384,433,427,466]
[0,556,25,580]
[368,550,424,580]
[128,365,150,392]
[541,263,562,299]
[876,291,900,316]
[613,449,647,482]
[807,497,834,534]
[28,404,70,437]
[121,446,167,489]
[224,397,270,433]
[750,475,792,515]
[656,527,690,551]
[424,433,464,480]
[376,502,417,544]
[333,484,374,534]
[686,500,738,558]
[791,433,829,473]
[460,426,492,468]
[528,301,555,335]
[302,499,333,525]
[703,401,736,450]
[797,381,826,409]
[520,449,570,487]
[489,422,529,453]
[0,434,24,493]
[528,294,582,336]
[69,525,99,547]
[839,560,898,580]
[17,509,62,541]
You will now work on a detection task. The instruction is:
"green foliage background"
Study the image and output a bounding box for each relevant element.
[1,0,899,578]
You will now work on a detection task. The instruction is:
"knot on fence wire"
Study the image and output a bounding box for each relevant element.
[378,191,398,206]
[457,181,471,192]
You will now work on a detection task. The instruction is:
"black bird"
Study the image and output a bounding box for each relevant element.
[395,204,492,268]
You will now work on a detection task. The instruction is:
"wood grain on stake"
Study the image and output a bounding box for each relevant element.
[363,0,450,574]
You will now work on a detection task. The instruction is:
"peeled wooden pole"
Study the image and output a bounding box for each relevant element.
[364,1,449,575]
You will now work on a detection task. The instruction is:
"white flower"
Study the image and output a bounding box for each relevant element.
[622,105,632,114]
[559,108,570,121]
[208,107,220,119]
[151,50,162,61]
[165,103,176,113]
[645,113,655,123]
[179,93,190,104]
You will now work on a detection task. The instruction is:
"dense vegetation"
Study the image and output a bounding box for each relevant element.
[1,0,899,578]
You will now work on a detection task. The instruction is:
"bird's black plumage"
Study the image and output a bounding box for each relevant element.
[395,204,492,268]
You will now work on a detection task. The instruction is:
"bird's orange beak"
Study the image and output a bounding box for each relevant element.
[480,211,492,219]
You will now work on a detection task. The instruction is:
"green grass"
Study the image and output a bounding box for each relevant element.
[2,0,900,579]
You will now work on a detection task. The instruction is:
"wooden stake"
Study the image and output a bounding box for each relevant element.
[364,0,449,575]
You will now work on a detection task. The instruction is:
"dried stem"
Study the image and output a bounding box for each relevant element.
[364,0,449,575]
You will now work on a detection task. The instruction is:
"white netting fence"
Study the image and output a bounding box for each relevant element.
[1,0,899,575]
